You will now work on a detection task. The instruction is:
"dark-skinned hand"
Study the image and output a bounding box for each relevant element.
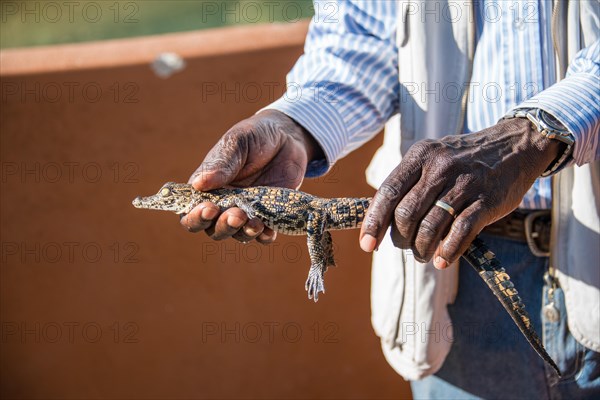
[359,118,565,269]
[180,109,322,244]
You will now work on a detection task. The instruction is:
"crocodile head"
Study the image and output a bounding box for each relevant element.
[132,182,197,215]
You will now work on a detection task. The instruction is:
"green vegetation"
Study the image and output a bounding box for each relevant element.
[0,0,314,49]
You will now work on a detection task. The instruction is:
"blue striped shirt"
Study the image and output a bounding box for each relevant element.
[266,0,600,209]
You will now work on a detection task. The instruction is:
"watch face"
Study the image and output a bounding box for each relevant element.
[538,110,566,131]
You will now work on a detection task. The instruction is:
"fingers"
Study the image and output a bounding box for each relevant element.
[361,126,529,262]
[232,217,265,243]
[434,201,490,269]
[390,178,444,249]
[359,158,422,252]
[189,132,247,191]
[412,187,470,262]
[205,208,248,240]
[180,202,220,232]
[181,204,275,244]
[256,227,277,245]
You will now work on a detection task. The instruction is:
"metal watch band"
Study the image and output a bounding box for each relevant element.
[502,108,575,176]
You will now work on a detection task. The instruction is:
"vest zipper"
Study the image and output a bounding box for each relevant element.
[549,0,562,283]
[551,0,564,78]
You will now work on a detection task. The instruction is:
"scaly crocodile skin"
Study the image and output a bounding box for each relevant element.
[463,238,560,376]
[133,182,561,376]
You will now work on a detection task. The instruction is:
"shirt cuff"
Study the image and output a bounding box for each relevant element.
[260,87,349,178]
[516,73,600,165]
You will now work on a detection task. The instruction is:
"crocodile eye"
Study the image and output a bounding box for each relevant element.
[161,188,171,197]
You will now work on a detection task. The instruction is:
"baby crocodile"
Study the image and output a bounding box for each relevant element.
[133,182,369,302]
[132,182,560,376]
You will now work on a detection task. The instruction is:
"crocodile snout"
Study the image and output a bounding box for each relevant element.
[132,196,143,208]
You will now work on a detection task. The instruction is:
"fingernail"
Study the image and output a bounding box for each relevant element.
[258,232,273,242]
[360,235,377,252]
[434,256,448,269]
[227,214,245,229]
[244,225,259,236]
[191,175,203,189]
[201,207,218,220]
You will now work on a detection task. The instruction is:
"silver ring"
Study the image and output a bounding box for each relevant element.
[435,200,456,218]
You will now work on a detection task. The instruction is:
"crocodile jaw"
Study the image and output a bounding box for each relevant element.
[131,195,189,214]
[132,182,199,214]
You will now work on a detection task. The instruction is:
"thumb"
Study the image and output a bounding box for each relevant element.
[189,134,247,191]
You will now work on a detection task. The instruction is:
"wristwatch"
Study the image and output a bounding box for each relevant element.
[503,108,575,176]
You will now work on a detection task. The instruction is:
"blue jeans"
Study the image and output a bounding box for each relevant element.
[410,234,600,399]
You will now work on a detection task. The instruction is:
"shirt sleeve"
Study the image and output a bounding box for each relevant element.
[262,0,399,177]
[516,40,600,166]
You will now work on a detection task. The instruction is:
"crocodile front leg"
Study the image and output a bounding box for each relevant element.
[305,211,327,302]
[215,195,256,219]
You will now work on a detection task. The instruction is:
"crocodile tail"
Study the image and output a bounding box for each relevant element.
[361,197,372,210]
[350,197,372,228]
[462,237,561,377]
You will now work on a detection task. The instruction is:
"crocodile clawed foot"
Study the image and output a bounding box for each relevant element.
[305,269,325,302]
[326,255,336,268]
